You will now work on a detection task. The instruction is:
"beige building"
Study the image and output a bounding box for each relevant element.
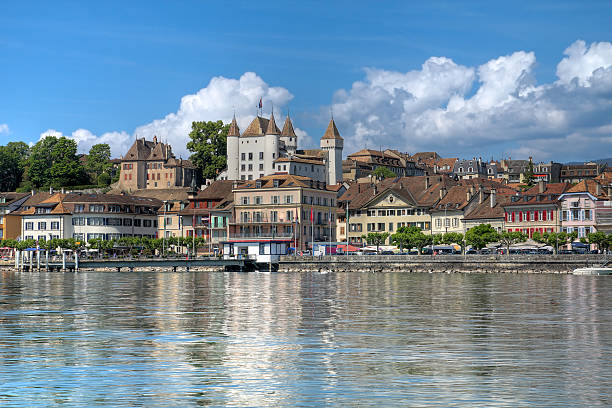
[118,136,196,192]
[230,174,337,250]
[337,176,456,245]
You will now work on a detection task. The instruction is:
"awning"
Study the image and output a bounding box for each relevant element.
[337,244,359,252]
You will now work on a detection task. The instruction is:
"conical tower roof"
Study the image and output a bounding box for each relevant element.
[322,118,343,140]
[281,114,297,138]
[227,115,240,137]
[265,112,280,135]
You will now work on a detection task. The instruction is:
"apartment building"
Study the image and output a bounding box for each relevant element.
[503,182,570,237]
[229,174,337,250]
[559,179,609,238]
[0,192,30,240]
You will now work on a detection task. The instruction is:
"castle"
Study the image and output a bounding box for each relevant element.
[225,112,343,185]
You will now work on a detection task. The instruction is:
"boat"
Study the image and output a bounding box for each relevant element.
[572,267,612,275]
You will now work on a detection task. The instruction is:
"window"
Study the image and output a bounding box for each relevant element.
[38,222,47,230]
[436,218,441,228]
[108,205,121,213]
[241,153,246,160]
[272,195,279,204]
[143,219,152,227]
[377,223,385,231]
[105,218,122,226]
[255,196,262,205]
[74,204,85,213]
[285,195,292,204]
[273,180,280,188]
[241,164,246,171]
[72,217,85,226]
[87,217,105,226]
[50,221,59,230]
[259,164,264,171]
[123,218,132,226]
[241,197,249,205]
[90,204,104,212]
[248,153,253,160]
[133,219,141,227]
[271,211,278,222]
[248,164,253,171]
[259,152,264,160]
[25,222,33,230]
[453,218,459,227]
[389,222,393,231]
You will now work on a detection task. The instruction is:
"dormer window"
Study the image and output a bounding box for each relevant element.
[256,181,262,188]
[273,180,280,188]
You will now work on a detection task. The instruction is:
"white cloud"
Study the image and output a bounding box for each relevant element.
[41,72,299,158]
[331,40,612,161]
[0,124,9,135]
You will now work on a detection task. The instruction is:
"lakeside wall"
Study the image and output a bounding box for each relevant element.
[279,254,610,274]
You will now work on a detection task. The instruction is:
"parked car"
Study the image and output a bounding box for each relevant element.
[558,249,573,254]
[466,249,478,254]
[380,250,395,255]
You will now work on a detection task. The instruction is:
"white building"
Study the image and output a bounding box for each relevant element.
[18,193,160,243]
[226,112,343,185]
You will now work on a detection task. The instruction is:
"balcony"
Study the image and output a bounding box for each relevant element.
[228,232,294,240]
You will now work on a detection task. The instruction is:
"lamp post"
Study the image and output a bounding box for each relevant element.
[162,200,167,256]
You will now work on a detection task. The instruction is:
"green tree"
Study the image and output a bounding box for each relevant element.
[442,232,464,245]
[587,231,607,252]
[391,226,431,255]
[498,230,527,256]
[0,141,29,191]
[187,120,229,180]
[26,136,86,188]
[372,166,396,180]
[362,232,390,252]
[86,143,111,182]
[465,224,499,250]
[523,158,535,187]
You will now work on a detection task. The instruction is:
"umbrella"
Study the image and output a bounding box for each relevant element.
[337,244,359,252]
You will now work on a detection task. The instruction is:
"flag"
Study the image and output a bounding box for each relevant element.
[310,208,313,222]
[258,97,262,109]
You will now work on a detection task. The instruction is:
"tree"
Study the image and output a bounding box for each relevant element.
[587,231,607,252]
[523,158,535,187]
[372,166,396,180]
[86,144,111,182]
[442,232,464,245]
[391,226,431,255]
[26,136,86,188]
[465,224,499,250]
[187,120,229,180]
[0,141,29,191]
[362,232,389,252]
[498,230,527,256]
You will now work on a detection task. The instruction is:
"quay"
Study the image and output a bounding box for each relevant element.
[4,251,256,273]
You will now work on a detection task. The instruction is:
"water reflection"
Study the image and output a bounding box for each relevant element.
[0,270,611,407]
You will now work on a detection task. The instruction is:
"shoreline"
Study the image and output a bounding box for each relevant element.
[0,254,608,274]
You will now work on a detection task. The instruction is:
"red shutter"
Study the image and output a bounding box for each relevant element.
[519,211,523,222]
[549,210,554,220]
[512,212,515,222]
[542,211,547,221]
[505,212,508,222]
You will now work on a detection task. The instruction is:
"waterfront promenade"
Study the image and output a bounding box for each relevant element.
[1,254,608,274]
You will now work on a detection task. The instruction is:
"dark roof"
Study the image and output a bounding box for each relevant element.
[281,115,297,138]
[242,116,270,137]
[194,180,236,200]
[464,193,512,220]
[265,112,280,135]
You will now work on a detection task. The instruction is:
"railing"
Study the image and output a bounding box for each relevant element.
[228,233,294,239]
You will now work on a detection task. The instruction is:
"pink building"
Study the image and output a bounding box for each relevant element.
[559,180,610,241]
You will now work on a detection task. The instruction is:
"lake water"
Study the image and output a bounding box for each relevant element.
[0,270,611,407]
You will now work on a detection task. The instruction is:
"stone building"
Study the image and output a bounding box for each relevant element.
[118,136,196,192]
[225,113,344,185]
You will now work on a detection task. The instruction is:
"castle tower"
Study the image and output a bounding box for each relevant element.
[280,113,297,156]
[320,118,344,185]
[264,112,280,176]
[226,115,240,180]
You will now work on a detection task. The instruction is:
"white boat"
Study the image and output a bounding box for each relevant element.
[572,267,612,275]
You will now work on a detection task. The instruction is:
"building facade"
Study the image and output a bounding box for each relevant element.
[0,192,30,240]
[118,136,196,192]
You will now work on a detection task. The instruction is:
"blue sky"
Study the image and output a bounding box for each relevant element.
[1,0,612,162]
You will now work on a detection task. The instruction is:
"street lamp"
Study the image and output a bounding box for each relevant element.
[162,200,167,256]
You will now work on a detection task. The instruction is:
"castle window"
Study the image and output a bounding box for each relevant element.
[241,153,245,160]
[248,153,253,160]
[259,152,264,160]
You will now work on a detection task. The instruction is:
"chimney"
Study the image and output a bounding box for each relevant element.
[466,189,472,202]
[373,184,377,195]
[61,187,65,194]
[538,180,545,194]
[49,187,54,194]
[31,190,35,197]
[425,177,430,189]
[595,182,601,197]
[478,185,484,204]
[490,189,496,208]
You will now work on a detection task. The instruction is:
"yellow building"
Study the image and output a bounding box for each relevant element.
[0,192,30,241]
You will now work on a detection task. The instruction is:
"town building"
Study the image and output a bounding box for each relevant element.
[560,162,607,184]
[225,113,344,185]
[533,161,561,183]
[179,180,235,253]
[228,174,337,251]
[118,136,196,192]
[430,186,476,235]
[131,188,191,240]
[558,180,610,239]
[503,182,571,237]
[453,158,488,179]
[463,189,513,233]
[17,192,161,243]
[337,176,456,245]
[0,192,30,240]
[499,159,530,183]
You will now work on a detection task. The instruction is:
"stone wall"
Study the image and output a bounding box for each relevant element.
[279,254,609,274]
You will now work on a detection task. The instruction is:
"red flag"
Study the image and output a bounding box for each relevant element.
[258,97,262,109]
[310,208,313,222]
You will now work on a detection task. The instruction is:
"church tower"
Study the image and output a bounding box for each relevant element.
[320,118,344,185]
[280,113,297,156]
[226,115,240,180]
[264,111,280,176]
